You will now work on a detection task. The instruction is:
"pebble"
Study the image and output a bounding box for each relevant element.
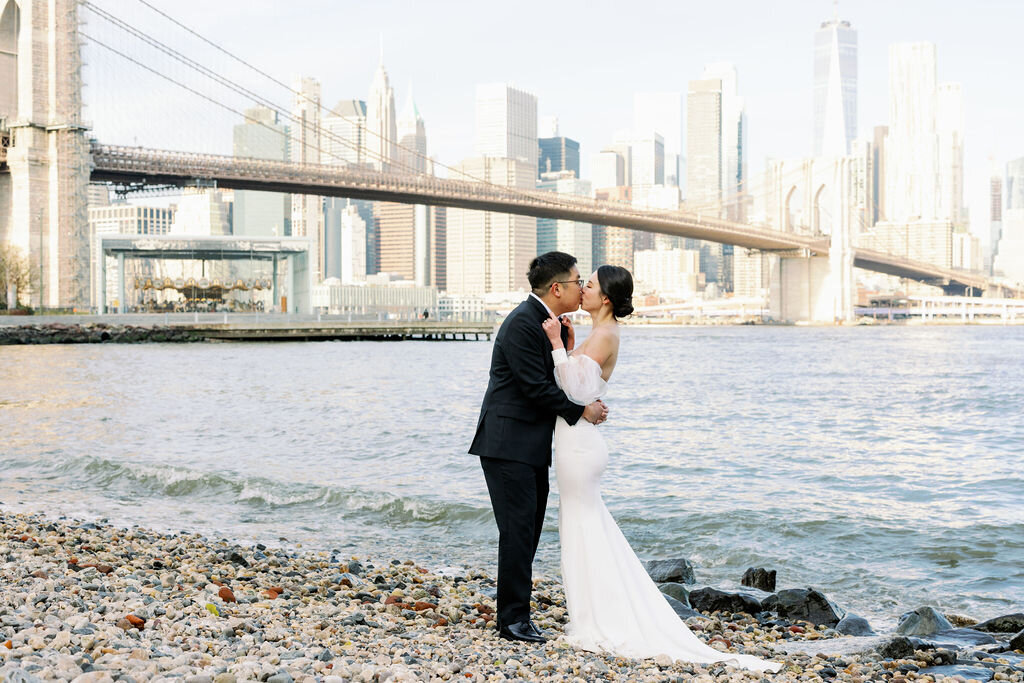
[0,509,1021,683]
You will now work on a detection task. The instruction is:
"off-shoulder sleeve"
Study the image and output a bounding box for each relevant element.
[551,348,608,405]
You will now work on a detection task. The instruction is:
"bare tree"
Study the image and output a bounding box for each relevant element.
[0,243,35,310]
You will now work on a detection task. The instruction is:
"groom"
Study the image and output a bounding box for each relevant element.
[469,251,608,643]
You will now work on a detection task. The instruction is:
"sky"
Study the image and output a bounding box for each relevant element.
[82,0,1024,245]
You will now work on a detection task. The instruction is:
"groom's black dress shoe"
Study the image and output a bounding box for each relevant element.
[498,620,546,643]
[527,620,547,639]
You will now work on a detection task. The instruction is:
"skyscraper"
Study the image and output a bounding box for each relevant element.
[702,62,747,221]
[813,14,857,157]
[367,58,398,172]
[537,171,592,275]
[936,82,964,227]
[885,42,938,223]
[397,87,427,174]
[290,76,324,277]
[686,78,725,288]
[993,157,1024,282]
[474,83,538,167]
[538,136,580,178]
[323,100,368,168]
[233,106,289,237]
[633,92,682,187]
[446,157,536,295]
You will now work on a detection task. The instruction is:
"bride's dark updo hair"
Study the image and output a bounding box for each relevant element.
[597,265,634,319]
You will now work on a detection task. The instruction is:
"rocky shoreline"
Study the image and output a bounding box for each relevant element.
[0,324,201,345]
[0,510,1021,683]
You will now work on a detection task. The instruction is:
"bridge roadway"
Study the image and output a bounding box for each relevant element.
[89,143,994,294]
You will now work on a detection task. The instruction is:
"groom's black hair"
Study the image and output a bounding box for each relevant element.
[528,251,577,294]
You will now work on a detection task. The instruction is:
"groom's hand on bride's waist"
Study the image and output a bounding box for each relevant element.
[583,399,608,425]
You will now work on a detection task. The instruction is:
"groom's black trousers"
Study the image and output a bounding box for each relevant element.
[479,456,548,628]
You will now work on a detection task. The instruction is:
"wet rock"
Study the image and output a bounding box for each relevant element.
[658,582,690,605]
[918,664,995,682]
[644,558,695,584]
[896,606,954,636]
[741,567,776,592]
[763,588,845,627]
[1009,629,1024,651]
[878,636,917,660]
[688,587,762,616]
[663,593,700,620]
[835,614,875,636]
[975,613,1024,633]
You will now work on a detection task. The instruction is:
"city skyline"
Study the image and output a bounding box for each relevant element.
[81,0,1024,250]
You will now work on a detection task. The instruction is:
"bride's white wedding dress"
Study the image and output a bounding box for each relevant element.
[551,348,780,672]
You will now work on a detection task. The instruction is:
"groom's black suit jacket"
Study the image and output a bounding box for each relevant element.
[469,296,586,467]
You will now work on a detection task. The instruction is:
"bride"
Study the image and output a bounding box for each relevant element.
[540,265,780,672]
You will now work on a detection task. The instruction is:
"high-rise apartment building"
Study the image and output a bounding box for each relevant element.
[633,92,682,187]
[538,136,580,178]
[290,77,324,279]
[628,132,665,191]
[814,15,857,157]
[373,202,443,286]
[233,106,289,237]
[323,100,368,168]
[367,60,398,172]
[397,88,428,175]
[447,157,536,294]
[537,171,592,276]
[474,83,538,167]
[591,151,625,190]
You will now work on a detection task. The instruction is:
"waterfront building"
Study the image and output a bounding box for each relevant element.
[474,83,538,168]
[323,100,369,168]
[367,59,398,172]
[538,136,580,178]
[813,13,857,157]
[233,106,289,237]
[397,87,428,175]
[88,204,174,309]
[311,278,437,316]
[537,171,592,276]
[633,92,682,188]
[446,156,535,295]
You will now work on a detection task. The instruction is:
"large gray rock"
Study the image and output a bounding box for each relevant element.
[1010,629,1024,652]
[741,567,776,592]
[688,587,762,616]
[922,628,997,648]
[974,613,1024,633]
[836,614,876,636]
[763,588,846,627]
[897,606,954,636]
[877,636,917,660]
[663,593,700,619]
[658,582,691,606]
[644,558,695,584]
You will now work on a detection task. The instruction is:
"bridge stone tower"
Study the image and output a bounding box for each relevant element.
[0,0,90,309]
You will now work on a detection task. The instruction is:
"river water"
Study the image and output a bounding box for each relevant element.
[1,325,1021,629]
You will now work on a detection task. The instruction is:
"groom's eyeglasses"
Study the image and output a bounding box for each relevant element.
[556,279,584,288]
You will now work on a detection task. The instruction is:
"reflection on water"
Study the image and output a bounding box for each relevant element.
[1,325,1022,627]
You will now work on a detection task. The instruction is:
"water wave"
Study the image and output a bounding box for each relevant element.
[16,454,492,526]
